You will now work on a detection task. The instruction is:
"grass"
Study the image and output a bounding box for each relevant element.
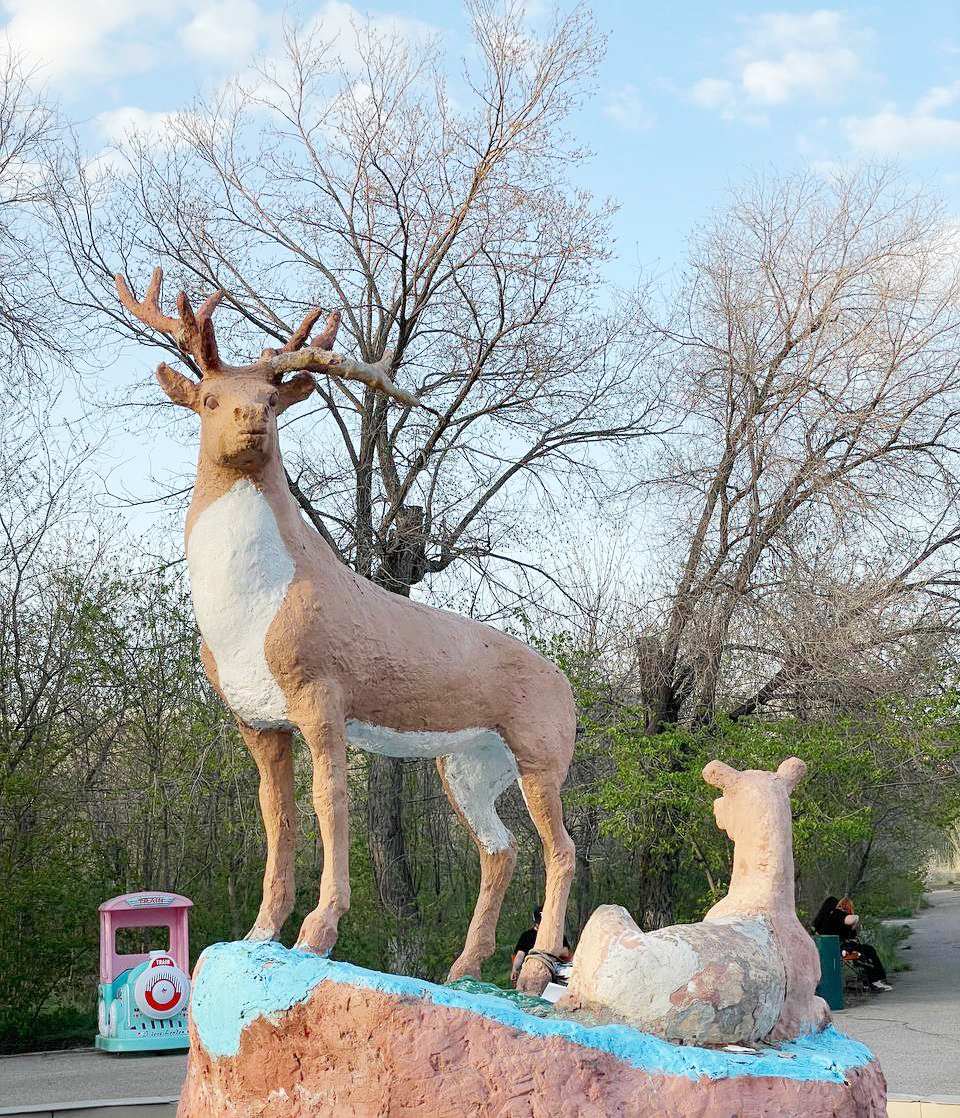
[0,1007,96,1055]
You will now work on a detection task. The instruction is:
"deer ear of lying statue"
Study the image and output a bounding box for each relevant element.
[702,759,740,789]
[156,363,201,411]
[776,756,807,791]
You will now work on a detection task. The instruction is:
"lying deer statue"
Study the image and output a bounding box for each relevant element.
[116,270,576,993]
[558,758,830,1044]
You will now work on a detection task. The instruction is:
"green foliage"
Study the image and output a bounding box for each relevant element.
[0,560,268,1048]
[0,851,107,1049]
[0,1007,96,1055]
[590,691,960,921]
[3,540,959,1052]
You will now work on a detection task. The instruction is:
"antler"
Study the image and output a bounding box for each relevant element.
[262,342,419,408]
[115,268,421,408]
[116,267,225,376]
[258,307,419,406]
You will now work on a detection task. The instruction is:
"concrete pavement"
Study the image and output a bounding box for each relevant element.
[835,888,960,1099]
[0,1048,185,1111]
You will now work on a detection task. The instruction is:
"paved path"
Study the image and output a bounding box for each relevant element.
[0,1048,186,1109]
[834,888,960,1098]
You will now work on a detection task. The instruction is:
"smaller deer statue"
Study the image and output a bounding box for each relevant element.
[558,758,830,1045]
[116,269,577,993]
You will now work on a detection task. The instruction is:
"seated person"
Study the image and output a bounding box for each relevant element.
[510,906,571,986]
[813,895,892,991]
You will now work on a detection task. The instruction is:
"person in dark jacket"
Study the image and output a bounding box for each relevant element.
[511,906,571,985]
[813,895,892,991]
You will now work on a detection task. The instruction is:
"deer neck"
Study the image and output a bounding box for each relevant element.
[183,448,307,729]
[726,826,795,911]
[188,449,298,538]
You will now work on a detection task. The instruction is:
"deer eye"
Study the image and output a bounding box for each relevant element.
[203,395,219,410]
[267,392,279,408]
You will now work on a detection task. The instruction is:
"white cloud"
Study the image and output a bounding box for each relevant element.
[0,0,438,96]
[690,77,734,110]
[178,0,270,64]
[232,1,441,111]
[740,47,859,105]
[915,81,960,115]
[603,84,654,132]
[96,106,180,145]
[87,107,189,179]
[0,0,165,82]
[0,0,274,86]
[691,9,868,122]
[305,0,438,72]
[843,105,960,157]
[842,79,960,157]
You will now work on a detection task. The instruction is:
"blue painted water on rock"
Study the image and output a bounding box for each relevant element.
[191,939,875,1084]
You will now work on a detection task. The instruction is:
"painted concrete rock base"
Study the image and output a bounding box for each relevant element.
[179,941,886,1118]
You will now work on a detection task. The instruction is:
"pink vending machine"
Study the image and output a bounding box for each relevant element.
[95,891,193,1052]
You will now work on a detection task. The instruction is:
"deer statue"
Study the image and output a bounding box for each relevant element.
[558,758,830,1044]
[116,269,576,993]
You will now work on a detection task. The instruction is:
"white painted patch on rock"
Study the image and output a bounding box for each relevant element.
[187,479,295,727]
[594,920,703,1026]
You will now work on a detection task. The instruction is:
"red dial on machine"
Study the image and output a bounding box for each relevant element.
[133,952,191,1019]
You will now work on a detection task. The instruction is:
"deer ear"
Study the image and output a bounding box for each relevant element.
[703,760,740,790]
[776,757,807,792]
[156,363,200,411]
[276,372,316,414]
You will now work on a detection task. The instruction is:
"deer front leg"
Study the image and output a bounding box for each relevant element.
[237,722,297,942]
[289,681,350,955]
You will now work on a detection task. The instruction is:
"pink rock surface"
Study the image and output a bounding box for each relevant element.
[178,956,885,1118]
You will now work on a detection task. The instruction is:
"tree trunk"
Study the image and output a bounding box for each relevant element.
[365,509,432,975]
[366,752,425,975]
[639,855,678,930]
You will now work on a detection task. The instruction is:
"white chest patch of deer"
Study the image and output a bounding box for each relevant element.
[187,479,294,728]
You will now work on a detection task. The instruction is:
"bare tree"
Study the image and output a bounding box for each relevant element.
[0,52,65,382]
[49,1,664,968]
[633,164,960,732]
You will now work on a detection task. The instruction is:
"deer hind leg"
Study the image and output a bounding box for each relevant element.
[237,722,297,942]
[437,739,519,982]
[287,682,351,955]
[516,772,575,995]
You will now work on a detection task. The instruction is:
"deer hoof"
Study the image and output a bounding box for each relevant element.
[516,956,552,996]
[293,912,339,956]
[244,924,280,942]
[446,955,482,983]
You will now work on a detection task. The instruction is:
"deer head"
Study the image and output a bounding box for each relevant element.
[702,757,806,841]
[116,268,419,473]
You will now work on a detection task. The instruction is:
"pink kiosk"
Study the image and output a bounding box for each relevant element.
[96,891,193,1052]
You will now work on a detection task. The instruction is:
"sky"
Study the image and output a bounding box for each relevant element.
[6,0,960,279]
[5,0,960,536]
